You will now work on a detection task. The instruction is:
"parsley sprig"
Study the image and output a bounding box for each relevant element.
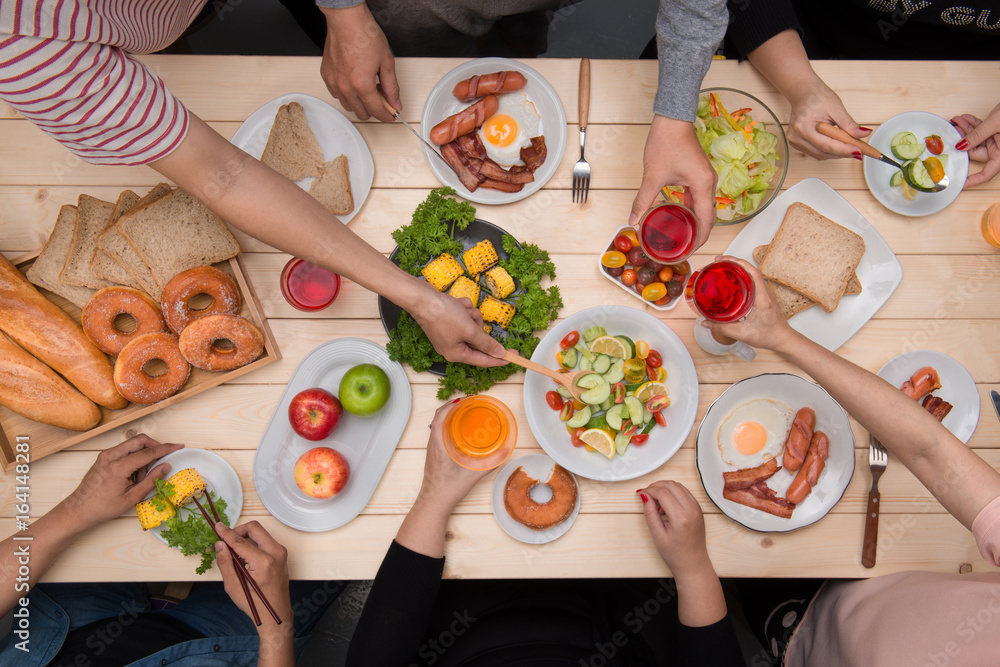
[152,478,230,575]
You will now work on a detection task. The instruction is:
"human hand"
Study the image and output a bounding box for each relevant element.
[953,104,1000,187]
[638,480,712,578]
[703,256,795,351]
[215,521,293,633]
[786,78,870,160]
[412,289,507,368]
[66,434,182,529]
[629,115,717,251]
[319,4,400,122]
[416,401,492,512]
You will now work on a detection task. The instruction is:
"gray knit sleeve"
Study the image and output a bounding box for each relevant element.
[315,0,364,8]
[654,0,729,121]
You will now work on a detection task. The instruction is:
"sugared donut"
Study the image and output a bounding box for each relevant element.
[82,287,167,355]
[114,332,190,405]
[178,314,264,372]
[160,266,240,336]
[503,464,578,530]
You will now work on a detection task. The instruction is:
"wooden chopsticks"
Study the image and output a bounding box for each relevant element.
[192,494,283,626]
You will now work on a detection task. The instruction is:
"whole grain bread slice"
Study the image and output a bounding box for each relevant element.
[90,190,143,290]
[309,154,353,214]
[754,245,861,295]
[26,205,95,308]
[94,184,172,296]
[260,101,324,181]
[118,189,241,297]
[60,195,117,289]
[758,203,866,313]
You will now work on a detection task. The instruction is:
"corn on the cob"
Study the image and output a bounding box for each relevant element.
[484,266,515,299]
[421,253,464,291]
[447,276,480,305]
[462,241,499,275]
[136,498,177,531]
[480,296,516,329]
[167,468,207,507]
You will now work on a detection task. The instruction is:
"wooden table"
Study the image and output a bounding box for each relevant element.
[2,56,999,582]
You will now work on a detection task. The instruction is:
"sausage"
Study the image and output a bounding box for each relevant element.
[785,431,829,505]
[429,95,500,145]
[901,366,941,401]
[452,71,527,103]
[781,407,816,473]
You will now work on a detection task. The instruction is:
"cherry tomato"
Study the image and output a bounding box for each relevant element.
[924,156,946,183]
[621,228,639,246]
[672,260,691,276]
[545,391,564,411]
[560,330,580,349]
[646,349,663,368]
[605,265,624,278]
[614,234,633,253]
[650,366,667,382]
[654,295,672,306]
[646,260,665,273]
[559,400,575,421]
[654,411,668,428]
[630,433,649,446]
[627,247,648,268]
[657,266,674,283]
[925,134,944,155]
[601,251,627,268]
[641,282,667,301]
[571,427,587,448]
[621,269,637,287]
[635,340,650,359]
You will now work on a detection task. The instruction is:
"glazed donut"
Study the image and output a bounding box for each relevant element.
[503,464,577,530]
[114,332,190,405]
[160,266,240,336]
[178,314,264,371]
[82,287,167,355]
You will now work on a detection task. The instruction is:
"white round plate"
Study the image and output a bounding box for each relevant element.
[491,454,580,544]
[863,111,969,217]
[696,374,855,533]
[230,93,374,223]
[144,449,243,546]
[420,57,567,205]
[524,305,699,482]
[253,338,412,532]
[876,350,979,443]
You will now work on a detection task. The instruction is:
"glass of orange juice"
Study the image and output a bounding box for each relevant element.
[442,395,517,471]
[982,203,1000,249]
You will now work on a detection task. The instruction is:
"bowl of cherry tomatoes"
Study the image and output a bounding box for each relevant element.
[599,226,691,311]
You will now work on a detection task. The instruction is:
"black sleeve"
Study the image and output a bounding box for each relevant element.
[345,540,445,667]
[676,614,748,666]
[725,0,801,59]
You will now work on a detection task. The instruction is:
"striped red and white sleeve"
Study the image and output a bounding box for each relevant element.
[0,32,189,166]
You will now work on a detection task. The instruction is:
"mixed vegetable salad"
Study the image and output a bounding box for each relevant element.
[887,130,949,197]
[665,92,782,222]
[545,326,671,459]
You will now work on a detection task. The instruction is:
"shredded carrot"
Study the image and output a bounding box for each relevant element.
[709,94,719,117]
[716,196,735,205]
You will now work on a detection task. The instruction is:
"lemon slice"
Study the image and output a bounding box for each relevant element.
[579,428,615,459]
[589,335,628,359]
[635,380,669,403]
[902,179,917,200]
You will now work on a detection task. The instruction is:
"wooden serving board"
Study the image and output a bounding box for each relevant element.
[0,254,281,471]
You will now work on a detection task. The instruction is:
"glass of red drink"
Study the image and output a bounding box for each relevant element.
[685,260,755,322]
[280,258,340,312]
[637,202,699,264]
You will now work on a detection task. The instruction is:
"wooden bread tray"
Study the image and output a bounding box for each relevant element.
[0,254,281,471]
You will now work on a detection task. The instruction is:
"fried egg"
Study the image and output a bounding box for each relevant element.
[717,399,794,468]
[477,91,540,167]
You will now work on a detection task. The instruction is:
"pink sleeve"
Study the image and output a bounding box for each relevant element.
[0,33,189,166]
[971,495,1000,567]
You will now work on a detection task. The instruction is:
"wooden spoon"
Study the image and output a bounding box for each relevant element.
[503,349,591,403]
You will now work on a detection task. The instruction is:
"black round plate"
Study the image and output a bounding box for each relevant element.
[378,218,523,376]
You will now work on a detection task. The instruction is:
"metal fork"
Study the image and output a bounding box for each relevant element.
[862,436,888,568]
[571,58,591,203]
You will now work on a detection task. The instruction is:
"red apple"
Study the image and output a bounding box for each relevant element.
[288,388,342,441]
[293,447,350,498]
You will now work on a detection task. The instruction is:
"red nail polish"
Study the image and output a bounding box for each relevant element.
[640,493,649,503]
[860,126,872,132]
[956,139,969,150]
[853,154,863,161]
[635,489,643,493]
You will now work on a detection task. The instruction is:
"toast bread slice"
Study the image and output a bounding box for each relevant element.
[89,190,142,290]
[60,195,117,289]
[308,155,353,214]
[754,245,861,295]
[260,101,324,181]
[26,205,95,308]
[94,184,172,296]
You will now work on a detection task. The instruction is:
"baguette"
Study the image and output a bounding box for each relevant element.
[0,335,102,431]
[0,255,127,409]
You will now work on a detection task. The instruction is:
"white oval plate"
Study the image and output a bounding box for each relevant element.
[145,448,243,546]
[696,374,855,533]
[876,350,979,443]
[230,93,374,223]
[864,111,969,217]
[491,454,581,545]
[420,57,567,205]
[524,305,699,482]
[253,338,412,532]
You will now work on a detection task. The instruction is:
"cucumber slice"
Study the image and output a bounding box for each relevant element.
[889,170,904,188]
[567,405,591,429]
[606,403,625,431]
[579,357,593,372]
[574,343,596,363]
[577,374,611,405]
[599,397,613,412]
[642,407,652,424]
[582,325,607,343]
[624,396,644,424]
[593,354,612,374]
[891,131,923,160]
[585,414,609,431]
[615,335,636,358]
[614,431,630,456]
[557,347,578,369]
[903,159,937,193]
[556,385,572,399]
[602,358,626,384]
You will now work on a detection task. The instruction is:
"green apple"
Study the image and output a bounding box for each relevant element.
[339,364,391,416]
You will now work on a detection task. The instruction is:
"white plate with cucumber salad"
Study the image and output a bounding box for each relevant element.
[863,111,969,217]
[523,306,698,482]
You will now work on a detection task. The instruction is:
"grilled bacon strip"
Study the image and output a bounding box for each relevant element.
[723,481,795,519]
[922,395,953,422]
[520,136,547,171]
[723,458,780,491]
[441,142,483,192]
